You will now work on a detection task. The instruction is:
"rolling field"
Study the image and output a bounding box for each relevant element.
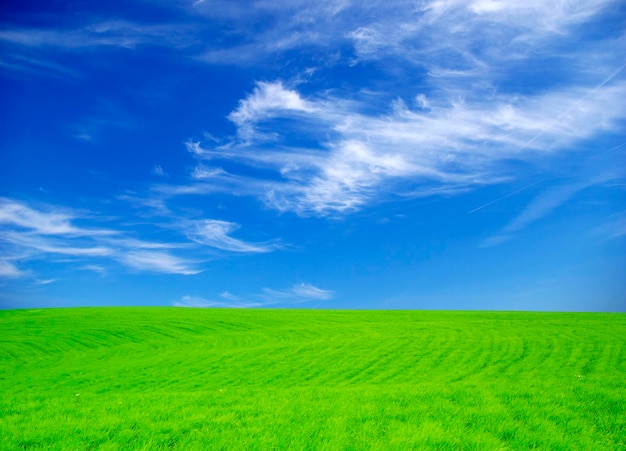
[0,308,624,450]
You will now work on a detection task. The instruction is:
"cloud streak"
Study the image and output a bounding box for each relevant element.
[260,283,334,302]
[175,282,334,309]
[592,211,626,240]
[481,183,589,247]
[174,295,264,309]
[185,219,277,253]
[0,198,111,236]
[0,259,25,278]
[120,251,201,276]
[184,73,626,216]
[0,198,278,278]
[0,21,192,51]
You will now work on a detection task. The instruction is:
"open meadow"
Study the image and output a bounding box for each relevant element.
[1,308,624,450]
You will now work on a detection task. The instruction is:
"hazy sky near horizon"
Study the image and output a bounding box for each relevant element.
[1,0,625,311]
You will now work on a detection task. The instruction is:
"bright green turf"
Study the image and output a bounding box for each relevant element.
[1,308,624,450]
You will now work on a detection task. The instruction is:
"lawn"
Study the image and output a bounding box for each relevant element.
[1,308,624,449]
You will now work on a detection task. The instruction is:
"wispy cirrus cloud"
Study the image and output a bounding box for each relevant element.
[151,164,167,178]
[2,0,618,75]
[0,52,81,79]
[189,0,618,72]
[260,283,334,302]
[0,198,110,236]
[0,198,198,276]
[480,144,625,246]
[68,102,136,143]
[229,81,314,124]
[193,0,352,65]
[480,168,626,247]
[119,251,201,276]
[0,1,350,74]
[481,182,591,247]
[184,219,278,253]
[0,21,193,50]
[0,19,197,77]
[592,210,626,240]
[2,231,113,257]
[175,282,334,308]
[174,295,264,308]
[349,0,615,63]
[0,259,25,278]
[0,198,278,278]
[227,81,315,141]
[183,72,626,216]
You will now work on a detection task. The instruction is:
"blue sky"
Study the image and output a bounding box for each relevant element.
[1,0,624,311]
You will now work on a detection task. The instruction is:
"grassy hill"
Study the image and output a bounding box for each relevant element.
[1,308,624,450]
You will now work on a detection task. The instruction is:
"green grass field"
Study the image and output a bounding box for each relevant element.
[1,308,624,450]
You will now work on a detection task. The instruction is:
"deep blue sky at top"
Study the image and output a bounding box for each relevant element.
[1,0,624,311]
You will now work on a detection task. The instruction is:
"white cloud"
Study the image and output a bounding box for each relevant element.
[261,283,334,301]
[174,295,214,307]
[80,265,108,275]
[229,81,313,124]
[0,52,80,78]
[185,219,276,253]
[592,210,626,240]
[227,81,315,141]
[177,282,334,309]
[0,198,109,236]
[174,295,262,308]
[101,237,179,251]
[2,232,113,256]
[194,1,352,64]
[0,260,25,278]
[0,199,200,278]
[481,180,595,247]
[219,291,241,300]
[186,74,626,216]
[0,21,192,50]
[34,279,56,285]
[1,0,615,76]
[119,251,201,275]
[290,282,334,300]
[0,198,283,278]
[349,0,614,67]
[151,164,167,177]
[0,19,198,77]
